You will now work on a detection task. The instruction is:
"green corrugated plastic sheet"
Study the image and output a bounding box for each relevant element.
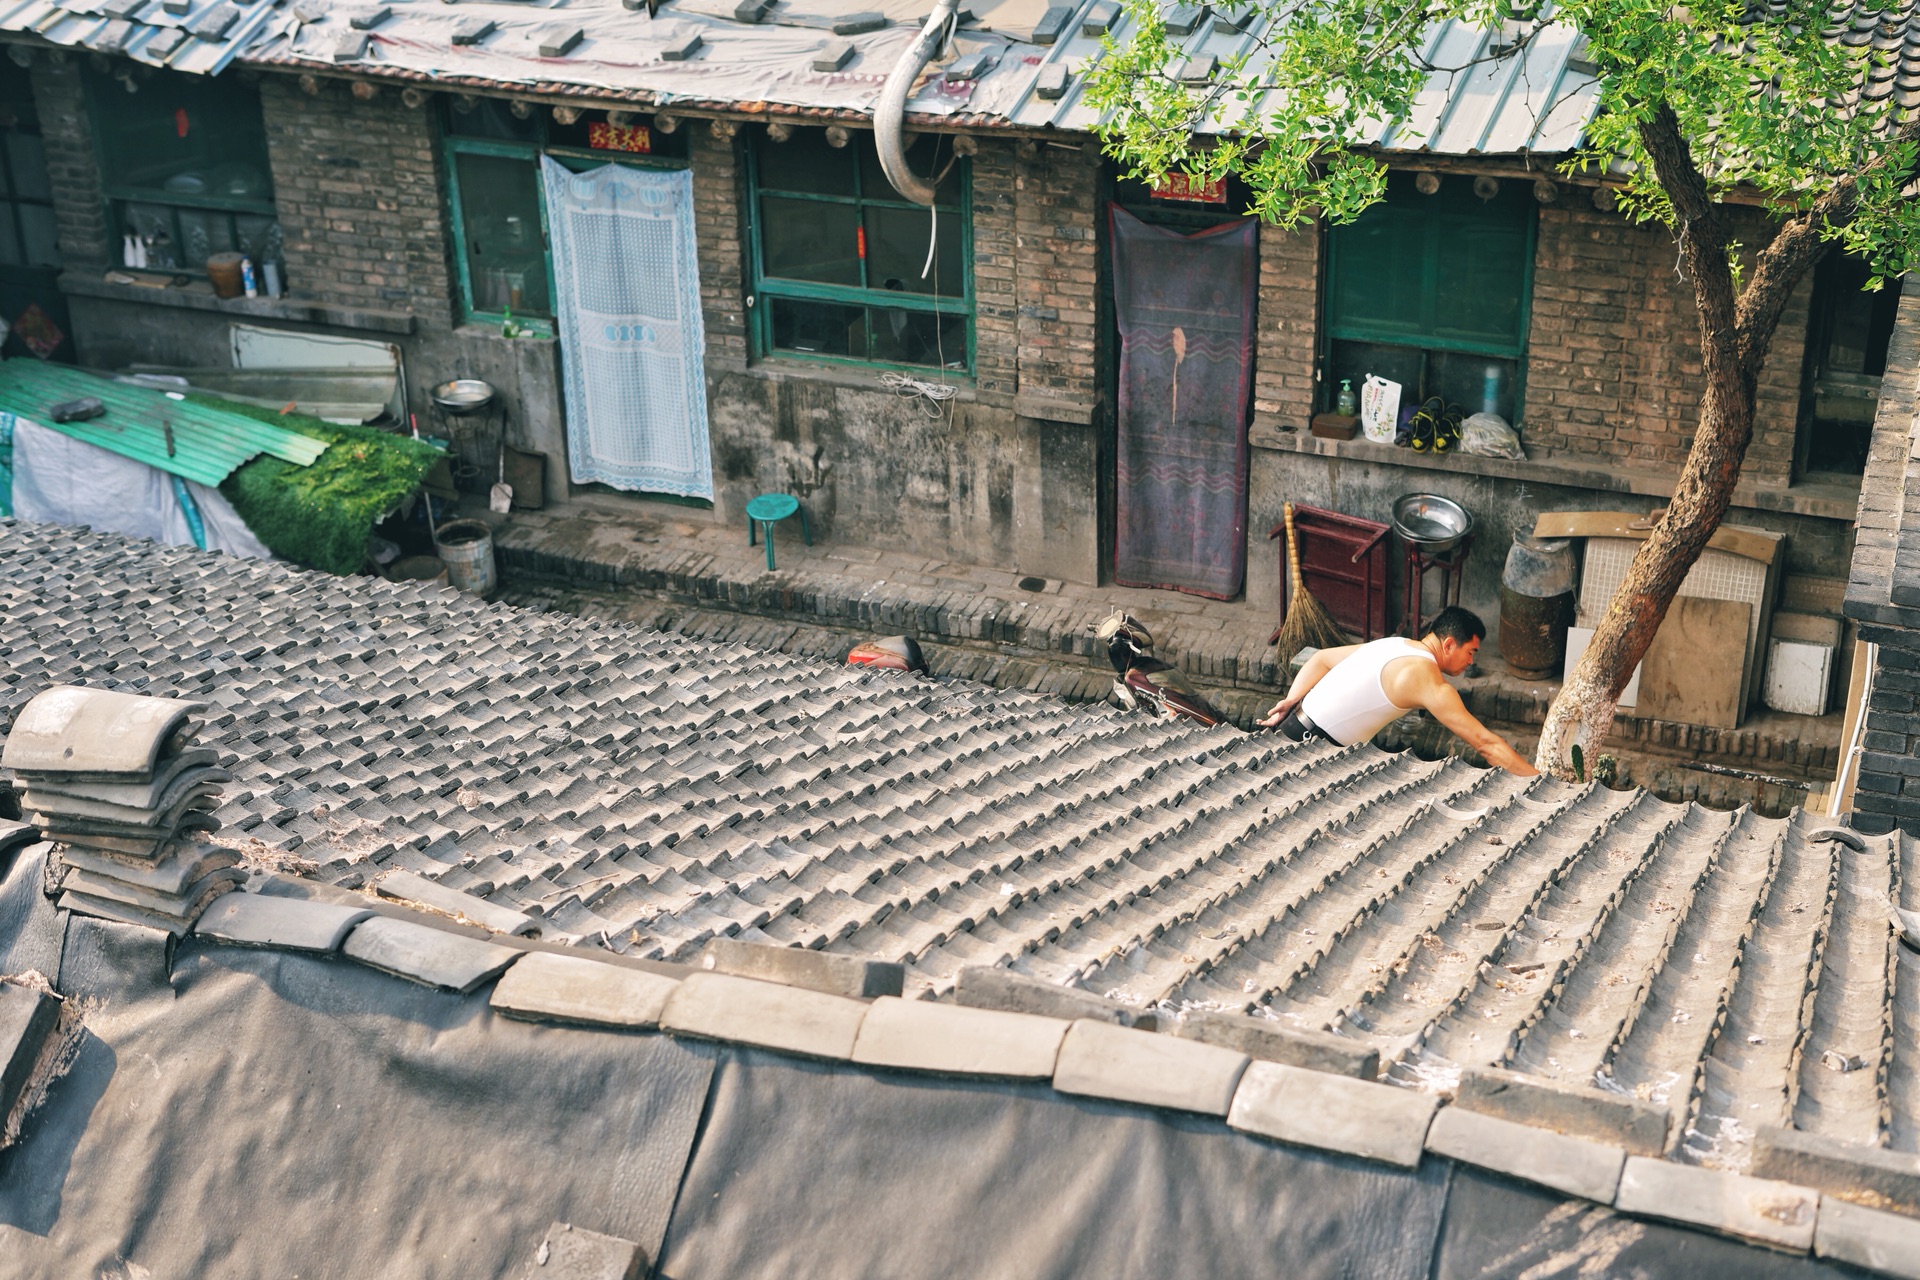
[0,361,327,486]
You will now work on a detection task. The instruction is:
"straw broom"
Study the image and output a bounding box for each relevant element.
[1271,502,1350,675]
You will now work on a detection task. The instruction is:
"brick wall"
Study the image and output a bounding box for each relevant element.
[690,123,747,373]
[31,56,111,269]
[258,75,452,325]
[1252,219,1318,428]
[1012,142,1100,412]
[971,138,1017,403]
[1843,277,1920,835]
[1522,203,1807,481]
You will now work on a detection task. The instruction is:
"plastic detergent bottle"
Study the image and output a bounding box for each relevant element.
[1336,379,1357,416]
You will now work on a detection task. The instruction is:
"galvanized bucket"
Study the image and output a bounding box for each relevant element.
[432,519,497,596]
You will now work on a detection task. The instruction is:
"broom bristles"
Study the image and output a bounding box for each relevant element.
[1272,502,1351,674]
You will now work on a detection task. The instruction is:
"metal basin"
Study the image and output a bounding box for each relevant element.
[1392,493,1473,553]
[431,378,496,417]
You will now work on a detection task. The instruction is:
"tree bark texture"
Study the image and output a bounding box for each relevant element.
[1532,105,1862,775]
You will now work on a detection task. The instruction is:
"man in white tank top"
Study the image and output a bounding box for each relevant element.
[1257,606,1538,776]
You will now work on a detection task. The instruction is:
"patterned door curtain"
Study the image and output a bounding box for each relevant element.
[1108,205,1258,599]
[542,157,713,499]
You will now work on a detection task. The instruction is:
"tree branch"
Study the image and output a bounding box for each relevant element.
[1733,111,1920,359]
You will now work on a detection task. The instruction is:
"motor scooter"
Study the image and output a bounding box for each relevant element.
[1092,611,1226,726]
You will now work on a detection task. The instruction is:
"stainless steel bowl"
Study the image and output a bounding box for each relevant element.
[1392,493,1474,553]
[431,378,497,417]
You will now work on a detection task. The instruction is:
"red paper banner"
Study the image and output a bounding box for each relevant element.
[1150,172,1227,204]
[587,122,653,153]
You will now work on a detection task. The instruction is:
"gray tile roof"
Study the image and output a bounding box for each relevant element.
[2,516,1917,1205]
[7,0,1914,153]
[0,0,1604,152]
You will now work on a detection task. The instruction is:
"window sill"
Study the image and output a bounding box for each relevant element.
[59,271,417,336]
[1250,423,1862,522]
[737,355,978,401]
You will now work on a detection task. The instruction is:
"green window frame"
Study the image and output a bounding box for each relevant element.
[441,101,689,334]
[746,127,973,374]
[83,67,279,273]
[1322,174,1537,424]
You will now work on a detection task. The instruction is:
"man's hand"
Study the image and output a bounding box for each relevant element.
[1257,695,1302,729]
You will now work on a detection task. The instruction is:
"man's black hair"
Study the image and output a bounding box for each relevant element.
[1425,606,1486,645]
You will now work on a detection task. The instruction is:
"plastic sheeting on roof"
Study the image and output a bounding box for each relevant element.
[0,362,325,488]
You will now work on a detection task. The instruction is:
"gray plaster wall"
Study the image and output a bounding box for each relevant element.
[61,294,569,508]
[1245,445,1857,646]
[705,366,1100,583]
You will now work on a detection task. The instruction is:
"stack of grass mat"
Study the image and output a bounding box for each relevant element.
[207,398,443,576]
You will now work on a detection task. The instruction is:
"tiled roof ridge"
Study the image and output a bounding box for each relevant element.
[164,888,1920,1273]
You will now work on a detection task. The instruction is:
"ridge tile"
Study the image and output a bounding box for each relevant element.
[1052,1019,1249,1115]
[1227,1061,1437,1168]
[1615,1157,1818,1251]
[660,971,868,1060]
[341,915,522,993]
[490,950,680,1029]
[851,996,1067,1078]
[1426,1105,1626,1203]
[194,892,373,953]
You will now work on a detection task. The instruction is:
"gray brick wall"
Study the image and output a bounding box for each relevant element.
[971,138,1017,404]
[1252,219,1318,429]
[1012,142,1100,411]
[259,75,453,324]
[1524,203,1807,480]
[691,123,747,373]
[1844,278,1920,835]
[32,55,111,269]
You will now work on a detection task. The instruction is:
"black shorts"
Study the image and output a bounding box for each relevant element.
[1277,709,1329,743]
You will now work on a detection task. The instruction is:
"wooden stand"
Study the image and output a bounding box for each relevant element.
[1401,534,1474,638]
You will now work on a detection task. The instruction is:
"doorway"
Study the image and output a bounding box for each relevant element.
[1103,169,1259,599]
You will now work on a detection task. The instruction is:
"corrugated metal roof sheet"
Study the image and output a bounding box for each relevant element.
[0,363,327,487]
[9,0,1911,152]
[0,0,1603,155]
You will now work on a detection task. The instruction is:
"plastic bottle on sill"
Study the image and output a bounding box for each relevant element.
[262,260,282,298]
[1335,378,1357,416]
[241,256,258,298]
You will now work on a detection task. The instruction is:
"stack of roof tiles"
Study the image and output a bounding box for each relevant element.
[1,686,242,934]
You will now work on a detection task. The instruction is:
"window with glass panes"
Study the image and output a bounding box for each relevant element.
[83,68,279,273]
[442,99,688,329]
[748,128,970,371]
[1322,174,1536,424]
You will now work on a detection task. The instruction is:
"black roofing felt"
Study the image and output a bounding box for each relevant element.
[2,519,1919,1273]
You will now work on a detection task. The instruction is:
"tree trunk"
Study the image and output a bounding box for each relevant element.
[1533,106,1831,777]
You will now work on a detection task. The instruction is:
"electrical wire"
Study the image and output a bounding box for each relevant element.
[880,370,958,418]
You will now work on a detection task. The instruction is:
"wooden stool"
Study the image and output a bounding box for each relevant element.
[746,492,809,571]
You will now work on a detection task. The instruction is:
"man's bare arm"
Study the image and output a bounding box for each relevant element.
[1257,643,1363,728]
[1412,675,1539,776]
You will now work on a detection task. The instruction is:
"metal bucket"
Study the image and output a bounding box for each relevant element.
[388,555,449,587]
[432,519,497,596]
[1499,586,1575,680]
[1498,534,1576,679]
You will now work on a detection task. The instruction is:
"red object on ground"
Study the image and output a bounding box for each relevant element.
[847,635,926,673]
[1270,504,1390,644]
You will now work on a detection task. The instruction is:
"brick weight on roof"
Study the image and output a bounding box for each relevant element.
[1,517,1917,1194]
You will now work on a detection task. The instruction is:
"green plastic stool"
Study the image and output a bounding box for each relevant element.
[746,492,809,570]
